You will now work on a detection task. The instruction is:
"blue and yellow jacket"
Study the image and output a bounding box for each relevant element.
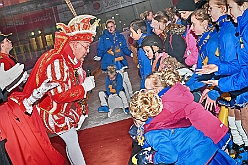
[137,33,152,89]
[106,72,123,96]
[98,29,132,71]
[186,26,219,91]
[219,9,248,93]
[208,14,239,100]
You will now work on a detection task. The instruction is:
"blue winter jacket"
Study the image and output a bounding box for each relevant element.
[145,124,218,164]
[145,20,153,35]
[143,86,217,164]
[105,72,123,96]
[137,34,152,89]
[208,14,239,100]
[215,14,240,76]
[186,27,219,91]
[97,29,132,71]
[219,9,248,93]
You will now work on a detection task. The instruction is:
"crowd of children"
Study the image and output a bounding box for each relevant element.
[105,0,248,164]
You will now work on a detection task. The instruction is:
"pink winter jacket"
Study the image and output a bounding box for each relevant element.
[184,25,199,67]
[160,83,228,144]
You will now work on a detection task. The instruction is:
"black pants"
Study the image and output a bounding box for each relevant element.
[0,140,12,165]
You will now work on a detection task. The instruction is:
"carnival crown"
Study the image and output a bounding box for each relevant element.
[56,15,100,42]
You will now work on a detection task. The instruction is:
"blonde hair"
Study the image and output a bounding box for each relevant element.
[107,65,116,75]
[130,90,162,122]
[106,19,116,25]
[146,69,181,88]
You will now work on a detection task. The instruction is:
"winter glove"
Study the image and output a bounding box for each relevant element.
[82,76,95,92]
[24,79,59,114]
[0,63,24,90]
[137,147,155,165]
[93,56,101,61]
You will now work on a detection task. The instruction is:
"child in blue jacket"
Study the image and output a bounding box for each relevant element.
[129,19,152,89]
[98,65,129,115]
[96,19,133,100]
[129,89,235,165]
[185,9,220,107]
[198,0,248,148]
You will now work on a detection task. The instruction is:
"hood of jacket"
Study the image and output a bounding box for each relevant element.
[145,83,193,132]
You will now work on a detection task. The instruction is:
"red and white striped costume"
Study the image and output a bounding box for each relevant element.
[23,33,88,134]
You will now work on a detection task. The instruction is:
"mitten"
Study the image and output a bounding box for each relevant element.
[137,147,155,165]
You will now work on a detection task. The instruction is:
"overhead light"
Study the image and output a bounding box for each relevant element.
[31,32,35,36]
[38,30,41,34]
[111,16,114,19]
[116,13,119,15]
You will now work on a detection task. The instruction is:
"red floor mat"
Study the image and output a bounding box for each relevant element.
[50,118,133,165]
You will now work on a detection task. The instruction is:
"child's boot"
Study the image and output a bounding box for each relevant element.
[98,106,109,112]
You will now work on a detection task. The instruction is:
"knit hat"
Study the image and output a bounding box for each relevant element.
[176,0,196,11]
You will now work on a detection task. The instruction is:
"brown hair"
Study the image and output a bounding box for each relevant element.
[209,0,228,12]
[130,19,147,34]
[154,15,169,27]
[146,69,181,88]
[232,0,248,6]
[129,90,162,122]
[192,8,211,23]
[140,10,153,20]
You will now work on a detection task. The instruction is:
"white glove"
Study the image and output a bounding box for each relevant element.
[82,76,95,92]
[27,79,59,105]
[0,63,24,90]
[93,56,101,61]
